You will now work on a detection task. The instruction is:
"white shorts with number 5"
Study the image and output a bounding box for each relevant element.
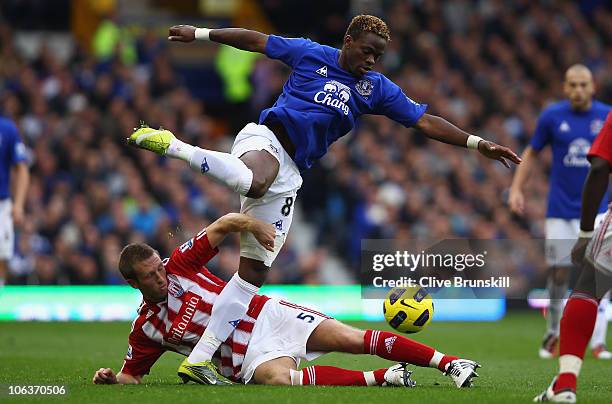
[231,123,303,266]
[546,214,606,266]
[240,298,330,384]
[586,208,612,276]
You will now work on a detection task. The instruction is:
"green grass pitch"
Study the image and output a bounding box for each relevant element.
[1,312,610,403]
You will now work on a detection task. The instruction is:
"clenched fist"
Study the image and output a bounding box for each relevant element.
[168,25,197,42]
[93,368,117,384]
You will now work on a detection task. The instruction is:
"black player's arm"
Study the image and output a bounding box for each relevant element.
[168,24,268,53]
[580,156,611,231]
[209,29,269,53]
[413,113,471,147]
[206,213,276,251]
[414,113,521,167]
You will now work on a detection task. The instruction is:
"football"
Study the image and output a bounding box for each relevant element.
[383,287,434,333]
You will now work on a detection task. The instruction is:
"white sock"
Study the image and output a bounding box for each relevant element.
[429,350,444,369]
[188,273,259,363]
[289,369,302,385]
[166,138,196,162]
[167,138,253,196]
[559,354,582,376]
[363,371,377,386]
[590,291,610,348]
[547,277,568,335]
[189,148,253,196]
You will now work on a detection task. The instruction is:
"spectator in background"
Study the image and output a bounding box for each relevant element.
[2,1,612,289]
[0,111,29,286]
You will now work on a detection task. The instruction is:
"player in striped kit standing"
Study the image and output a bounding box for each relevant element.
[92,212,479,388]
[534,108,612,403]
[510,65,611,359]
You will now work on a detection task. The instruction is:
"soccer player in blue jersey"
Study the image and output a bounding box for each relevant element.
[509,64,611,360]
[0,114,29,287]
[128,15,521,383]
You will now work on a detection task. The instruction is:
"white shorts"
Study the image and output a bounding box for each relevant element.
[0,199,14,260]
[231,123,303,266]
[545,214,606,266]
[586,209,612,276]
[240,299,329,384]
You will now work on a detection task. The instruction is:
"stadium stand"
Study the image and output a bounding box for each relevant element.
[3,0,612,288]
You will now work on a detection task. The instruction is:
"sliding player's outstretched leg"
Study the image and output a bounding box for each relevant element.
[307,319,480,388]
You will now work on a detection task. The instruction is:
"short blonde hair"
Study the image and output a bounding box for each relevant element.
[345,15,391,42]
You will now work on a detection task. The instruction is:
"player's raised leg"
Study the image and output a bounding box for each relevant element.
[127,123,279,199]
[306,319,480,388]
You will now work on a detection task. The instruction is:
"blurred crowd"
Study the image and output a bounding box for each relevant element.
[2,0,612,287]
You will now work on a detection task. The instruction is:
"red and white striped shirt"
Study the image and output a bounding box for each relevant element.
[120,228,270,381]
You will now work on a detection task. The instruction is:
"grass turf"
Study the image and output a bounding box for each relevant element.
[0,312,610,403]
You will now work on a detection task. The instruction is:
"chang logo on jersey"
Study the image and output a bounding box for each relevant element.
[563,138,591,167]
[314,80,351,115]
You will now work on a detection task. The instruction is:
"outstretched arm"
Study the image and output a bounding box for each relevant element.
[508,146,538,215]
[168,25,268,53]
[93,368,142,385]
[414,114,522,168]
[206,213,276,251]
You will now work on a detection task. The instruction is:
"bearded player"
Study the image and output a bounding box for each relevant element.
[534,112,612,402]
[92,212,479,388]
[509,64,611,359]
[128,15,519,383]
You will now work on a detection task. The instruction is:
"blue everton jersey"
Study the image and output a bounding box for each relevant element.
[530,100,611,218]
[0,116,27,199]
[259,35,428,171]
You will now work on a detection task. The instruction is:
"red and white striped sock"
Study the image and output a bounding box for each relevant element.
[555,291,599,393]
[289,366,387,386]
[364,330,457,372]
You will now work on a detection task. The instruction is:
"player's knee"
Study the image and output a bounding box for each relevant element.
[260,369,291,385]
[347,330,366,354]
[247,176,271,199]
[335,326,364,354]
